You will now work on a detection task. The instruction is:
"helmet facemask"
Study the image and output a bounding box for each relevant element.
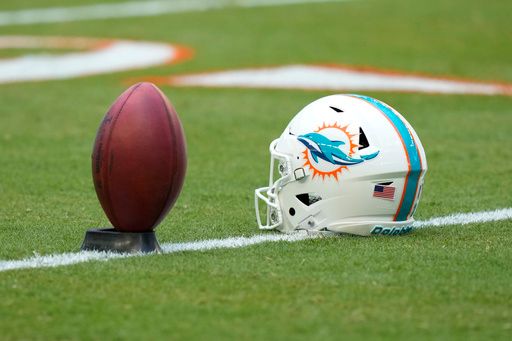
[255,139,295,230]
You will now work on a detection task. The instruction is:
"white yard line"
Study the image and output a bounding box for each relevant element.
[0,36,189,84]
[0,233,312,272]
[0,0,351,26]
[0,208,511,273]
[165,65,512,96]
[414,208,512,228]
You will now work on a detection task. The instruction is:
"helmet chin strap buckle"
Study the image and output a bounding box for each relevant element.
[294,168,306,180]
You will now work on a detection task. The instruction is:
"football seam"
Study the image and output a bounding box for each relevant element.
[103,83,143,229]
[148,86,180,229]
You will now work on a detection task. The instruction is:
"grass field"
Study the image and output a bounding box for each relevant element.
[0,0,511,339]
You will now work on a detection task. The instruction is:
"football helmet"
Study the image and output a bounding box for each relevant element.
[254,94,427,236]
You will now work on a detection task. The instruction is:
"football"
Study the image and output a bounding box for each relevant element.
[92,82,187,232]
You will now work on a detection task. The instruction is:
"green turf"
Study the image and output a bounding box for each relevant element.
[0,0,511,339]
[0,0,128,11]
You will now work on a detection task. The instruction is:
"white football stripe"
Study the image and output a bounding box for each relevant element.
[0,207,511,273]
[0,0,352,26]
[414,208,512,228]
[0,234,312,272]
[0,36,186,84]
[167,65,512,96]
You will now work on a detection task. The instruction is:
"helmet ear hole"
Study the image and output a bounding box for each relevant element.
[359,127,370,150]
[289,208,296,216]
[296,193,322,206]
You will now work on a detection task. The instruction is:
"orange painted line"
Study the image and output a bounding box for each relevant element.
[319,63,512,91]
[0,36,194,84]
[123,45,194,87]
[164,44,195,65]
[137,63,512,96]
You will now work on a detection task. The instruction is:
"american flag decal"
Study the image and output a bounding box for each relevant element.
[373,182,396,200]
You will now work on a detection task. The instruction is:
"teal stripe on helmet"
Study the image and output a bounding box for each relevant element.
[351,95,422,221]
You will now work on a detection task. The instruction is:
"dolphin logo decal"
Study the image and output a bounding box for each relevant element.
[297,132,379,166]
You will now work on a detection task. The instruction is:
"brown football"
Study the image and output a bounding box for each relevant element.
[92,82,186,232]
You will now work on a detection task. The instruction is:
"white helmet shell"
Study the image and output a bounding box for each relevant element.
[255,94,427,236]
